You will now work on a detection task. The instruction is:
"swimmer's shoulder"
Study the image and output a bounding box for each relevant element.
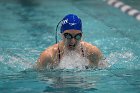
[81,41,102,56]
[80,41,99,50]
[81,41,102,66]
[36,43,60,69]
[43,43,59,56]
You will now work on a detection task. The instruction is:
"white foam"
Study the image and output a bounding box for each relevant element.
[58,51,89,69]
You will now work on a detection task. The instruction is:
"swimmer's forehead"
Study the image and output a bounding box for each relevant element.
[63,30,82,34]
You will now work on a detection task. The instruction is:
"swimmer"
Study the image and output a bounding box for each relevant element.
[36,14,103,69]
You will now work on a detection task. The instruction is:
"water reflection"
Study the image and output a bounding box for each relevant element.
[37,70,98,92]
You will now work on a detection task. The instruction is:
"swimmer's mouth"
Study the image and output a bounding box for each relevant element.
[68,44,76,48]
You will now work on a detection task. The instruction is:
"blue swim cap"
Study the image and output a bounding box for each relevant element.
[60,14,82,33]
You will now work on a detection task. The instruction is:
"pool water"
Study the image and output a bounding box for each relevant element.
[0,0,140,93]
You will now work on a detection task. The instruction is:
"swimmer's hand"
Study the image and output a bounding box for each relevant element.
[98,58,109,69]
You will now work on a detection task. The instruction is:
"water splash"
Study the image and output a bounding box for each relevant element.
[106,51,138,69]
[0,48,39,74]
[57,51,89,69]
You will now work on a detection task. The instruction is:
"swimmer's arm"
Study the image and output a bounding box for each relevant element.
[88,46,103,67]
[36,50,52,69]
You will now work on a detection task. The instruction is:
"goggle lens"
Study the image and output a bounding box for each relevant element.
[64,33,82,40]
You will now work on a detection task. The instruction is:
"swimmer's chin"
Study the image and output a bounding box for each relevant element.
[67,47,76,50]
[67,45,77,50]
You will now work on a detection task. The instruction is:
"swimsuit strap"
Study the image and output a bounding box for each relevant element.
[58,46,61,63]
[80,44,85,57]
[57,44,85,62]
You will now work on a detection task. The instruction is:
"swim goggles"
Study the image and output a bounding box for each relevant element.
[63,33,82,40]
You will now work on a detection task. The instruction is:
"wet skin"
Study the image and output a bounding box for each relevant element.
[36,30,103,69]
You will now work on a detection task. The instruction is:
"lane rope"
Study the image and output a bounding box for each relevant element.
[106,0,140,21]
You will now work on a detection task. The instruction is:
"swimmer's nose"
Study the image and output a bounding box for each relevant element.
[71,38,76,44]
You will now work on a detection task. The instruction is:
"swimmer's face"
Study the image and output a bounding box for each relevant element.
[62,30,82,50]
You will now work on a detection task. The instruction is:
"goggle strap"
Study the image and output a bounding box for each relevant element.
[55,20,62,44]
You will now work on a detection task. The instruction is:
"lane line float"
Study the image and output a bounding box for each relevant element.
[106,0,140,21]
